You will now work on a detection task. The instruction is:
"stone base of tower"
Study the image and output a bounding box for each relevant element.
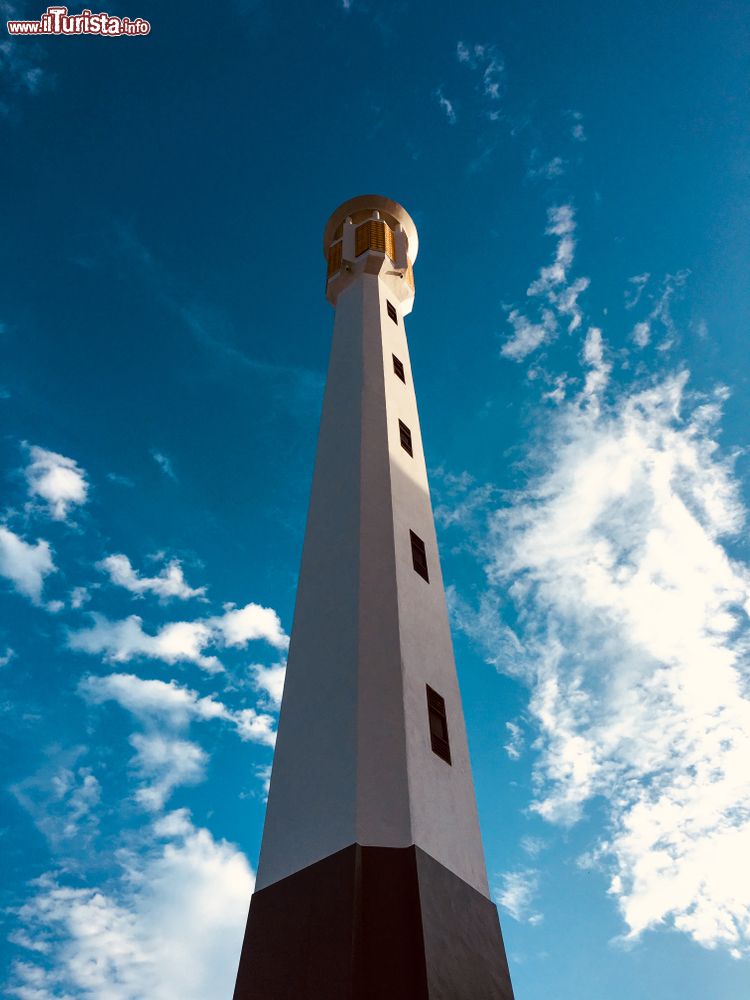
[233,844,515,1000]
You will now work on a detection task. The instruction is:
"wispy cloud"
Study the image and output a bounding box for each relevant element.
[11,748,101,851]
[628,271,690,350]
[0,30,50,117]
[151,449,177,481]
[98,553,206,602]
[496,869,543,924]
[567,109,586,142]
[436,88,456,125]
[504,720,525,760]
[501,204,590,360]
[624,272,650,310]
[526,152,566,181]
[456,40,505,118]
[24,444,89,521]
[475,366,750,956]
[502,308,558,362]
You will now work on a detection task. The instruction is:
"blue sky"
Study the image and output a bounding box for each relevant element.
[1,0,749,996]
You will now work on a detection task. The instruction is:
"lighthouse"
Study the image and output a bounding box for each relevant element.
[233,195,516,999]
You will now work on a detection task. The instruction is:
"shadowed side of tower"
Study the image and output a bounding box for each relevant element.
[233,196,516,1000]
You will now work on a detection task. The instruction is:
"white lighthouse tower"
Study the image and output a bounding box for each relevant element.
[234,195,515,999]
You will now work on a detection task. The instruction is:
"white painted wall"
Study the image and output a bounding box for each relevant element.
[255,229,490,899]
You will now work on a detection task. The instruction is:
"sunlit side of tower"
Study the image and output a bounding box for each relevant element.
[233,195,516,999]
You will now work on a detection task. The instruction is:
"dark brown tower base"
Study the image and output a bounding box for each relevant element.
[233,844,515,1000]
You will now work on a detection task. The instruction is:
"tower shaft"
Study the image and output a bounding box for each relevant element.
[234,197,515,1000]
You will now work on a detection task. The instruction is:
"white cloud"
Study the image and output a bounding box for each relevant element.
[68,601,288,673]
[632,321,651,347]
[214,602,288,650]
[504,721,525,760]
[456,41,505,106]
[150,449,177,481]
[130,733,207,811]
[520,836,547,858]
[555,276,590,334]
[502,205,590,361]
[80,669,272,808]
[436,88,456,124]
[580,326,611,411]
[79,671,277,750]
[251,662,286,707]
[8,811,254,1000]
[480,370,750,955]
[254,763,272,798]
[80,673,226,728]
[0,526,56,604]
[568,109,586,142]
[233,707,277,746]
[98,554,206,602]
[24,445,88,521]
[107,471,135,487]
[448,586,524,679]
[0,646,15,666]
[496,869,543,923]
[501,308,558,361]
[70,585,90,609]
[69,614,220,672]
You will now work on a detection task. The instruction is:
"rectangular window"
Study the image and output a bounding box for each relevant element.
[387,300,398,324]
[399,420,413,456]
[392,354,405,383]
[410,530,429,583]
[426,685,451,764]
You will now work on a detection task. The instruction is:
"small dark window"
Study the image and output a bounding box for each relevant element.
[399,420,413,456]
[426,686,451,764]
[387,300,398,324]
[392,355,405,383]
[410,530,429,583]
